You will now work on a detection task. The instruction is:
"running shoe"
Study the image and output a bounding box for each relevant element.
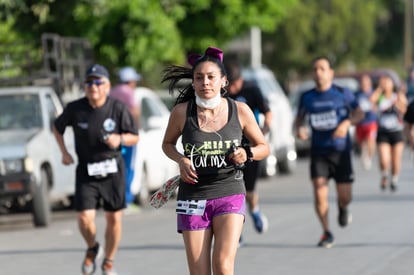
[238,234,245,248]
[362,157,372,170]
[82,242,103,275]
[380,176,387,191]
[338,207,352,227]
[123,203,141,216]
[250,210,269,233]
[390,182,397,192]
[317,231,334,248]
[101,259,117,275]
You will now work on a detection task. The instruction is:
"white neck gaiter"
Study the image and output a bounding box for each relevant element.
[195,92,222,109]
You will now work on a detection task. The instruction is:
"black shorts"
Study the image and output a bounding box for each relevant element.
[310,151,354,183]
[74,162,126,212]
[376,131,404,145]
[243,160,260,192]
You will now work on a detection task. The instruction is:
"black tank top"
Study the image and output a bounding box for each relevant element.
[178,97,246,200]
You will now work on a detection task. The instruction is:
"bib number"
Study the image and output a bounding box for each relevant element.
[310,110,338,130]
[176,200,207,216]
[359,97,372,112]
[379,114,399,130]
[87,158,118,177]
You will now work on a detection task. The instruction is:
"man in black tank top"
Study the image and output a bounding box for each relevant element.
[224,58,272,240]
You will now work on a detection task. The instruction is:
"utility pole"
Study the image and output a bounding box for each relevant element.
[250,27,262,68]
[404,0,413,69]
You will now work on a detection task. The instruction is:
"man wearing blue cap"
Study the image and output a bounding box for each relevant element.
[53,64,139,275]
[109,67,141,210]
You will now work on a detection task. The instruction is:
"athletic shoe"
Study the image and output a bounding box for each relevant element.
[390,182,397,192]
[101,259,117,275]
[338,207,352,227]
[317,231,334,248]
[380,176,387,191]
[362,156,372,170]
[123,203,141,216]
[250,210,269,233]
[238,235,244,248]
[82,242,103,275]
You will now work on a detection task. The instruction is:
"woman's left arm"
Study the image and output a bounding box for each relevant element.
[236,102,270,161]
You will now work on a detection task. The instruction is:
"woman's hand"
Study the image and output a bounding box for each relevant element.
[228,147,247,166]
[178,157,198,184]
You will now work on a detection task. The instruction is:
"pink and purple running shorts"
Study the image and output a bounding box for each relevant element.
[177,194,246,233]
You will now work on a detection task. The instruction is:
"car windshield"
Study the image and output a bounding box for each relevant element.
[242,69,285,99]
[0,94,42,130]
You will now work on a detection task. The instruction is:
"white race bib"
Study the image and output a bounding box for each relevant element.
[87,158,118,177]
[176,200,207,216]
[310,110,338,130]
[379,114,399,130]
[359,97,372,112]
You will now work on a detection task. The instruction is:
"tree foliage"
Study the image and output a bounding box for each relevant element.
[0,0,407,87]
[0,0,297,86]
[264,0,387,78]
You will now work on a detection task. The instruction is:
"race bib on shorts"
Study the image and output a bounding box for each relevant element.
[310,110,338,130]
[87,158,118,177]
[176,200,207,216]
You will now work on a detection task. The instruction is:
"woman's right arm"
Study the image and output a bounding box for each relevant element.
[53,126,74,165]
[162,103,198,184]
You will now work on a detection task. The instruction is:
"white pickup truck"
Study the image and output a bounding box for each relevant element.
[0,86,76,227]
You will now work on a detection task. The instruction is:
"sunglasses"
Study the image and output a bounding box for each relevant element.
[85,79,106,87]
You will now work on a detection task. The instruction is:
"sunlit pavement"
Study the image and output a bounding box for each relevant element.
[1,149,414,274]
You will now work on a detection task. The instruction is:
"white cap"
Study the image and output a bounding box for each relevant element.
[119,67,141,82]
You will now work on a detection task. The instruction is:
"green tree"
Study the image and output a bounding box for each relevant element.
[0,0,297,86]
[264,0,386,79]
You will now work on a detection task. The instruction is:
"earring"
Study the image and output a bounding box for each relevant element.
[222,80,229,88]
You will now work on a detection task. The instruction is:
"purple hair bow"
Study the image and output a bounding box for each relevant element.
[187,46,224,66]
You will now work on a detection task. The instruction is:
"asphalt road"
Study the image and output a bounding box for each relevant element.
[1,150,414,275]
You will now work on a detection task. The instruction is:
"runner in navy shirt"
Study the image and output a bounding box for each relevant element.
[294,56,364,248]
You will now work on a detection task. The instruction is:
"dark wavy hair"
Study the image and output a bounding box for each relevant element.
[161,54,227,105]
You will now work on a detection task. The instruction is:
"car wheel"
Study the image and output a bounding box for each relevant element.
[32,168,52,227]
[260,154,277,177]
[135,166,150,207]
[277,153,297,174]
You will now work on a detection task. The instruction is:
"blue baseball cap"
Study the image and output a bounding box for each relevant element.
[85,64,110,79]
[119,67,141,82]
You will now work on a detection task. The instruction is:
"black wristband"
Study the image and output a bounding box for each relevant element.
[241,144,253,163]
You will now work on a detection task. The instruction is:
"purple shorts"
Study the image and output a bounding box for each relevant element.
[177,194,246,233]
